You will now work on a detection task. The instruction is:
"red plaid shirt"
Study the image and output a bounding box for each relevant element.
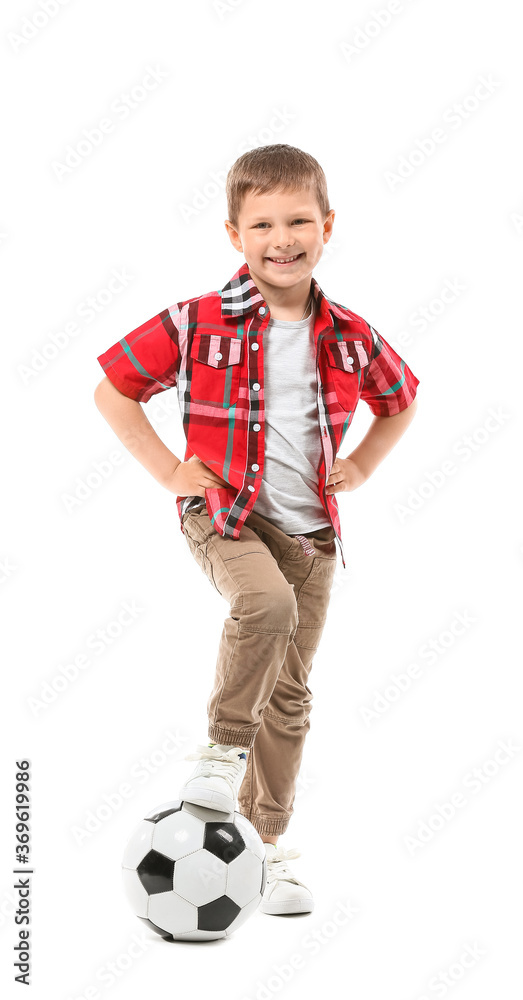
[97,262,419,568]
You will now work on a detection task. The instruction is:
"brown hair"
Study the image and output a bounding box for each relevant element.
[225,144,331,230]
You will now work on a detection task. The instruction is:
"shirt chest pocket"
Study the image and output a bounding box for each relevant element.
[322,339,372,410]
[189,332,243,407]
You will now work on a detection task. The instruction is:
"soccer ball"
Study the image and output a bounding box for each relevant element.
[121,799,267,941]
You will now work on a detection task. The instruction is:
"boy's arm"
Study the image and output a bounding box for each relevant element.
[93,376,230,495]
[94,376,182,487]
[326,398,418,495]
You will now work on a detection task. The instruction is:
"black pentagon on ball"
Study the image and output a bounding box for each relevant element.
[136,850,174,895]
[145,801,184,823]
[137,915,173,940]
[198,895,241,931]
[203,822,245,864]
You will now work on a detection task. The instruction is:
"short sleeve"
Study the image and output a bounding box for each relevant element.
[359,325,420,417]
[96,307,180,403]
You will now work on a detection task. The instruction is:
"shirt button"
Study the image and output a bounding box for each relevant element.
[214,352,223,360]
[347,356,353,364]
[252,382,260,391]
[251,463,259,471]
[251,342,259,351]
[258,306,266,315]
[253,423,261,431]
[248,485,255,492]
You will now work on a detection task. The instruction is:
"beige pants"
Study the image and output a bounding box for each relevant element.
[181,502,338,837]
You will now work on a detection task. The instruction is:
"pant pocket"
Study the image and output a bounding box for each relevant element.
[183,516,219,592]
[294,556,337,652]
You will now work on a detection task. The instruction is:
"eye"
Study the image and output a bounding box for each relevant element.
[254,219,308,228]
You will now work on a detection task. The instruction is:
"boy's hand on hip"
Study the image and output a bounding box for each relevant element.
[325,458,367,495]
[166,454,230,496]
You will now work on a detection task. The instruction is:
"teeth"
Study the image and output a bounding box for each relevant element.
[269,254,300,263]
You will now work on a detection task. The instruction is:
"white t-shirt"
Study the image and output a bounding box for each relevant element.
[252,307,331,534]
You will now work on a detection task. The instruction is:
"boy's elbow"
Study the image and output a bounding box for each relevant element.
[94,377,106,405]
[94,376,115,410]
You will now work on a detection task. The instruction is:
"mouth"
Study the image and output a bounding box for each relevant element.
[266,253,304,266]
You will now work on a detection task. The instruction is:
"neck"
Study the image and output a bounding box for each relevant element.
[269,299,312,322]
[248,268,313,321]
[265,291,313,322]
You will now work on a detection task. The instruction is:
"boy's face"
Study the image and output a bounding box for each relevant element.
[225,186,335,301]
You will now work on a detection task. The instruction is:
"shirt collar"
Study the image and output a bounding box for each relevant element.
[220,261,347,326]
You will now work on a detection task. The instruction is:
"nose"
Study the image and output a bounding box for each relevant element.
[272,227,295,249]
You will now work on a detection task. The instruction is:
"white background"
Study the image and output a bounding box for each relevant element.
[1,0,522,997]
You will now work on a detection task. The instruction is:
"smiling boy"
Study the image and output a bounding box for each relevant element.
[94,144,419,915]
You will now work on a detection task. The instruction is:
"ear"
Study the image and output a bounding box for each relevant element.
[323,209,335,244]
[224,220,243,253]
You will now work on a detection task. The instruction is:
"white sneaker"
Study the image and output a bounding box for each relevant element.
[179,743,248,813]
[259,844,314,914]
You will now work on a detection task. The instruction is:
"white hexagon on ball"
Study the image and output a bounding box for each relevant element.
[174,849,228,906]
[152,810,205,861]
[121,820,154,869]
[226,850,265,907]
[148,891,198,937]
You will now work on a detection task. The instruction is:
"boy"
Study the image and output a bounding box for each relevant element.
[94,144,419,916]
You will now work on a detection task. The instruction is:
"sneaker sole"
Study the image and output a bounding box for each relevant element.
[259,897,314,915]
[179,783,235,814]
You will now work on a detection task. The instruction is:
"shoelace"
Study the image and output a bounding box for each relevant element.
[184,744,246,796]
[265,847,302,885]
